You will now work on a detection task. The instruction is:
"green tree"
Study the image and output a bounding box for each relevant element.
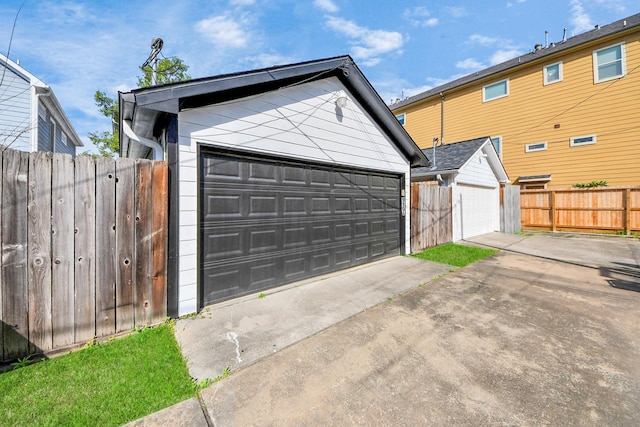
[90,57,190,157]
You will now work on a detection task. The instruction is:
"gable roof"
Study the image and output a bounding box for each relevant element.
[392,12,640,110]
[120,55,429,167]
[412,137,508,182]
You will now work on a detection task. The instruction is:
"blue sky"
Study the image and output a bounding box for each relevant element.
[0,0,634,153]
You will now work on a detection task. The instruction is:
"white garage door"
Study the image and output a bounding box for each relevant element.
[458,184,498,239]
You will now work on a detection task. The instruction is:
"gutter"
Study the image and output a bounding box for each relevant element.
[122,119,163,161]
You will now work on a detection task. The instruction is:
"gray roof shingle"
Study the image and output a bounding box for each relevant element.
[413,136,489,175]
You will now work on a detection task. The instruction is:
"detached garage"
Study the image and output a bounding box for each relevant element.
[120,56,428,316]
[412,137,509,241]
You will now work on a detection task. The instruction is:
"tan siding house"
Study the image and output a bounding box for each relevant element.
[392,14,640,189]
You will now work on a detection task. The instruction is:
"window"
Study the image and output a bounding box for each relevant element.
[490,136,502,157]
[544,62,563,85]
[570,134,596,147]
[61,133,68,146]
[395,113,406,126]
[525,142,547,152]
[483,79,509,102]
[49,118,56,151]
[593,42,626,83]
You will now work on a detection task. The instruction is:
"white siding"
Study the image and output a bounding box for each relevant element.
[456,147,500,188]
[175,77,411,315]
[0,67,32,151]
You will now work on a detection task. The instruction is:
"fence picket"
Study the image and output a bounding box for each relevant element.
[1,150,29,360]
[27,152,52,352]
[151,162,168,323]
[135,160,153,326]
[115,159,136,332]
[51,154,75,348]
[74,156,96,343]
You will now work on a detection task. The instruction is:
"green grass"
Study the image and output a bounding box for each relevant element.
[412,242,498,267]
[0,323,195,427]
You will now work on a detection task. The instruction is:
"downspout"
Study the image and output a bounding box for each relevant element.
[122,119,163,161]
[34,86,51,152]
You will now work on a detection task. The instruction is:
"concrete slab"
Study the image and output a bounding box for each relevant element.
[122,398,208,427]
[201,251,640,426]
[174,256,453,382]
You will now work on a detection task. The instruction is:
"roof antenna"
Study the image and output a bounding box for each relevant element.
[562,27,567,42]
[431,137,438,170]
[142,37,164,85]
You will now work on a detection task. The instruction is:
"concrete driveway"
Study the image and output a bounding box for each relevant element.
[138,233,640,426]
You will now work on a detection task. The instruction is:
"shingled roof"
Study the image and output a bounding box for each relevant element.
[392,13,640,110]
[413,137,490,175]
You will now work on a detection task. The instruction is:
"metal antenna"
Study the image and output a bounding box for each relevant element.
[142,38,164,85]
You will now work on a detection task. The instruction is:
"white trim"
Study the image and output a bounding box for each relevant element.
[482,78,509,102]
[395,112,406,126]
[543,61,563,85]
[61,132,68,146]
[593,42,626,84]
[525,142,547,152]
[570,134,596,147]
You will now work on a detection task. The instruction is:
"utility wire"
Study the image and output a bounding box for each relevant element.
[1,0,28,88]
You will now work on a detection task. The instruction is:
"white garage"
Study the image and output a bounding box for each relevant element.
[120,56,429,316]
[412,137,509,242]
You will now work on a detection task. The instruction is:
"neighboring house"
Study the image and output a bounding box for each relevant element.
[119,55,429,316]
[413,136,509,241]
[392,13,640,189]
[0,53,83,156]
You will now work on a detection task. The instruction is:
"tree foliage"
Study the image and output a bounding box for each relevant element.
[90,57,190,157]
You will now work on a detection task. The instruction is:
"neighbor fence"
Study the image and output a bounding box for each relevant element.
[410,183,452,252]
[1,148,168,362]
[521,187,640,234]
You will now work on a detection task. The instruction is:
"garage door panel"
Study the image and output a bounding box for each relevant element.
[200,150,402,305]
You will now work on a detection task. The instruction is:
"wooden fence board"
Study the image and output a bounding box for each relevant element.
[1,150,29,360]
[0,149,169,362]
[51,154,75,348]
[135,160,153,326]
[74,156,96,343]
[27,152,52,352]
[501,185,521,233]
[151,162,168,323]
[95,157,117,337]
[521,187,640,233]
[115,158,136,332]
[410,183,452,252]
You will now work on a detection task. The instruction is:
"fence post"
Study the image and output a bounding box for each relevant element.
[625,188,631,235]
[550,190,556,232]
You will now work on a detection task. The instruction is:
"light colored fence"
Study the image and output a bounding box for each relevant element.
[501,185,521,234]
[521,187,640,234]
[1,149,168,362]
[410,183,452,252]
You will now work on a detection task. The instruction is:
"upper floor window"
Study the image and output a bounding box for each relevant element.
[570,134,596,147]
[61,133,68,146]
[593,42,626,83]
[525,142,547,152]
[490,136,502,158]
[395,113,406,126]
[483,79,509,102]
[544,62,563,85]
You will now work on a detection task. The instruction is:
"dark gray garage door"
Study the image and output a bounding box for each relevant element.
[200,150,403,306]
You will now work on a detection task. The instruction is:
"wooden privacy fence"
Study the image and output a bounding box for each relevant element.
[521,187,640,234]
[410,183,452,252]
[1,148,168,362]
[501,185,521,234]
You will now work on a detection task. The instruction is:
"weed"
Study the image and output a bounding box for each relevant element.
[194,377,213,391]
[83,336,97,349]
[258,293,266,299]
[387,297,394,301]
[11,356,33,370]
[213,366,232,383]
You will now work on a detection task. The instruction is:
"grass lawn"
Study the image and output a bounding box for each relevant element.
[0,323,195,427]
[412,242,498,267]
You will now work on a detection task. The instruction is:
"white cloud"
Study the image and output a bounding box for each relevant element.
[570,0,593,34]
[490,49,522,65]
[325,16,403,66]
[195,15,251,48]
[314,0,339,13]
[403,7,439,27]
[230,0,256,5]
[446,6,466,18]
[250,53,297,69]
[468,34,501,46]
[456,58,485,72]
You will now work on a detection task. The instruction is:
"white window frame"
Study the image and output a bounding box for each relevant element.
[61,133,68,146]
[593,42,626,83]
[525,142,547,152]
[483,79,509,102]
[543,62,563,85]
[570,134,596,147]
[395,113,406,126]
[490,136,502,158]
